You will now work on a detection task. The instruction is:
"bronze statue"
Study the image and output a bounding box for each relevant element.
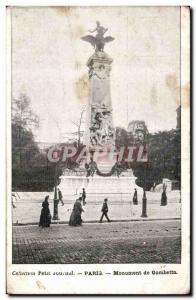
[81,21,114,52]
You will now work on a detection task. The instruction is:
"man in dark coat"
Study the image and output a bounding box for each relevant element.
[99,198,111,223]
[58,188,64,206]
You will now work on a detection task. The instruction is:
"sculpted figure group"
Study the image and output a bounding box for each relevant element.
[90,104,114,146]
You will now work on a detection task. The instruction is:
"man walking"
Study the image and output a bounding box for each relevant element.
[99,198,111,223]
[58,188,64,206]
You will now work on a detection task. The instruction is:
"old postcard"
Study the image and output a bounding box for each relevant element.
[6,6,190,294]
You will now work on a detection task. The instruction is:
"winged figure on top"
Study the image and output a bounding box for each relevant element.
[81,21,115,52]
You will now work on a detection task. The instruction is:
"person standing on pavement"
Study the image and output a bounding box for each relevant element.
[161,184,167,206]
[81,188,86,205]
[133,188,138,205]
[58,188,64,206]
[99,198,111,223]
[39,195,51,227]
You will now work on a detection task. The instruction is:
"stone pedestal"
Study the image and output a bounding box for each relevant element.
[58,173,143,202]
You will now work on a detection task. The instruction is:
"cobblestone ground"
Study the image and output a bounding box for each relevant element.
[12,220,181,264]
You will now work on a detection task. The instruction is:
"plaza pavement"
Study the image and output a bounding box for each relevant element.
[12,220,181,264]
[12,191,181,225]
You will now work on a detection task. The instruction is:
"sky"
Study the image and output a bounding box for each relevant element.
[11,6,181,143]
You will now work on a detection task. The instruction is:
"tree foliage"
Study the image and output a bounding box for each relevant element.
[132,129,181,190]
[115,127,129,149]
[12,94,63,191]
[114,125,181,191]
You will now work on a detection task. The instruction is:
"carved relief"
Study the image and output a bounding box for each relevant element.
[88,60,111,79]
[89,103,114,146]
[87,52,113,79]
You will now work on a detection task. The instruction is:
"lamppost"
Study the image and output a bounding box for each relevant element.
[141,162,148,218]
[141,189,148,217]
[52,159,60,221]
[131,139,149,218]
[52,184,59,220]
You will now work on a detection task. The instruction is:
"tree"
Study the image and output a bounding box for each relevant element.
[63,106,86,147]
[132,129,181,190]
[115,127,129,148]
[12,94,39,169]
[12,94,39,130]
[148,129,181,185]
[114,121,181,191]
[12,94,63,191]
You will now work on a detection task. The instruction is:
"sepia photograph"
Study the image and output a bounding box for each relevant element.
[6,5,190,294]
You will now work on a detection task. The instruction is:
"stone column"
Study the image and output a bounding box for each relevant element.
[84,51,114,150]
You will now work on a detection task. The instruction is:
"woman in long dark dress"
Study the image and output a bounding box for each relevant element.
[160,190,167,206]
[69,197,84,226]
[161,184,167,206]
[39,195,51,227]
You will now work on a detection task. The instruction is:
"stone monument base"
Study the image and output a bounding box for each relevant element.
[58,171,143,202]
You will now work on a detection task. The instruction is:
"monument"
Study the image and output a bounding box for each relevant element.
[82,21,115,150]
[58,22,142,201]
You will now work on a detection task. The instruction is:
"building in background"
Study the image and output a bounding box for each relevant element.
[127,120,148,143]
